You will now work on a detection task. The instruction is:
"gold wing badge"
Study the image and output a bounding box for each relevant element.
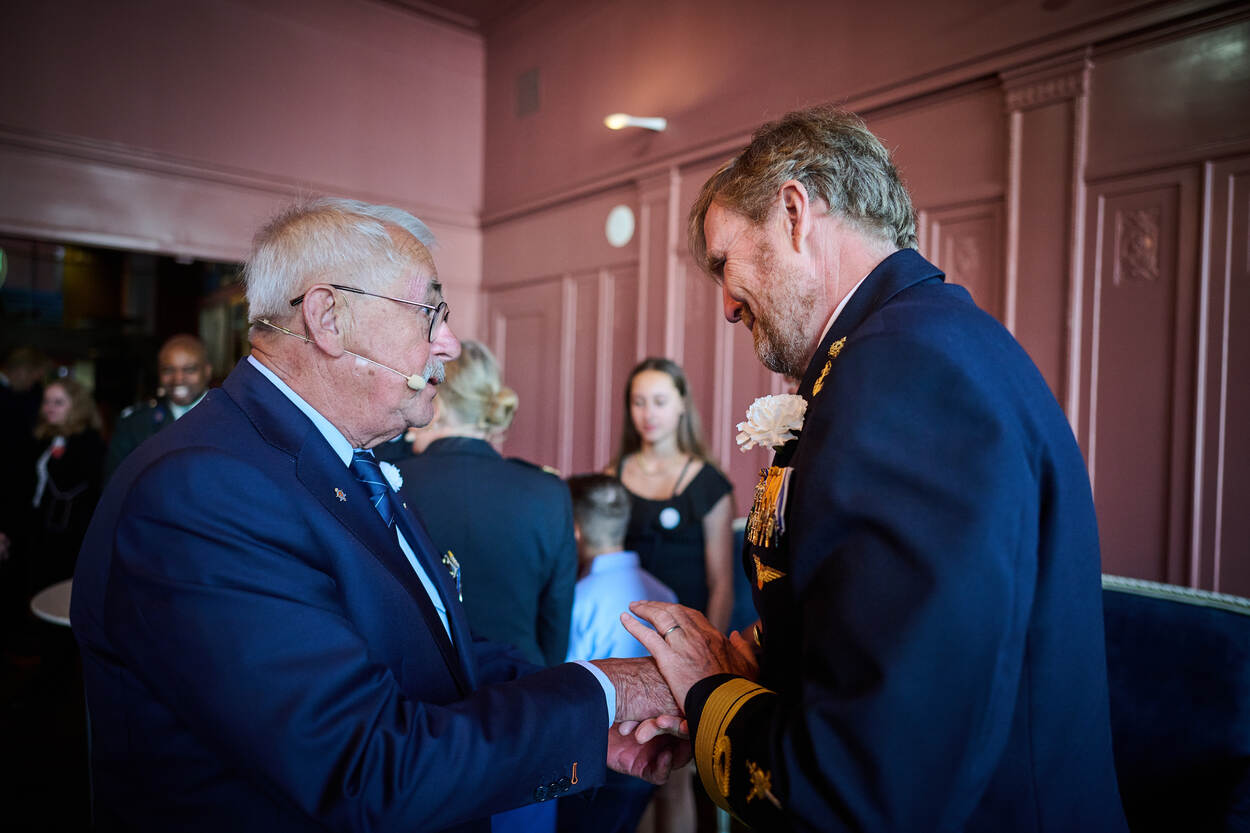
[811,336,846,397]
[752,554,785,590]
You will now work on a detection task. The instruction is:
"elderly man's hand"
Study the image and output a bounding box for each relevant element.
[590,656,679,723]
[606,722,692,785]
[622,601,761,709]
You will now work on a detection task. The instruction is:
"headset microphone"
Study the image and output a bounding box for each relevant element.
[256,319,427,390]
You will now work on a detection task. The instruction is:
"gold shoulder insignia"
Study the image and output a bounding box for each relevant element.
[746,760,781,808]
[753,554,785,590]
[811,336,846,397]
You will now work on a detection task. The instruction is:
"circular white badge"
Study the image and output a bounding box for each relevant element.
[659,506,681,529]
[605,205,635,247]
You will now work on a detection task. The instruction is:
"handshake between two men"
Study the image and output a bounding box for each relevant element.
[593,601,762,786]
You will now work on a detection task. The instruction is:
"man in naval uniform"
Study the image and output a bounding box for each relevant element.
[104,333,212,478]
[625,107,1128,832]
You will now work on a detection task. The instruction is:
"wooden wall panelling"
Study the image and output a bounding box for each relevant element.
[920,199,1006,323]
[1195,156,1250,595]
[489,278,568,472]
[568,270,602,477]
[638,172,677,361]
[680,254,719,457]
[602,267,641,470]
[1001,51,1091,408]
[1078,168,1200,584]
[1085,14,1250,182]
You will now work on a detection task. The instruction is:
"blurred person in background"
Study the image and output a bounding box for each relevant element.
[0,348,50,551]
[104,334,212,479]
[0,347,50,644]
[399,339,577,669]
[559,473,678,833]
[397,338,579,833]
[608,357,733,833]
[30,376,104,591]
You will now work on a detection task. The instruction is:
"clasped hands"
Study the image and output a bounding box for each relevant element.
[593,602,760,785]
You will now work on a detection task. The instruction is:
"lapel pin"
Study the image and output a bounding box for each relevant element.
[812,336,846,397]
[334,487,347,502]
[442,550,463,602]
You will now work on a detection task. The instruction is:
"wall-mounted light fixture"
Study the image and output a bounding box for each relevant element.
[604,113,667,132]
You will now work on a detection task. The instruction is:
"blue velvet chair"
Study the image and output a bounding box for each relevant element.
[1102,575,1250,832]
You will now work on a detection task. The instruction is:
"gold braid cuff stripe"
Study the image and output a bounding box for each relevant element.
[695,678,772,814]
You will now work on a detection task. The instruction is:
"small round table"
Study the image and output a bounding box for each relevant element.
[30,578,73,627]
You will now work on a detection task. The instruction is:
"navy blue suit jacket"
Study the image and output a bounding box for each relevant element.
[399,437,577,667]
[71,359,607,832]
[685,250,1128,831]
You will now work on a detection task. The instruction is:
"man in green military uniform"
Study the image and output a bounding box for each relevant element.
[105,334,212,479]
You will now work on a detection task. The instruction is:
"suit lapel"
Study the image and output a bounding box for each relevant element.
[225,359,473,694]
[391,495,480,689]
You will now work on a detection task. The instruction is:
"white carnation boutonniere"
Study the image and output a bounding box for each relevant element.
[380,460,404,492]
[736,394,807,452]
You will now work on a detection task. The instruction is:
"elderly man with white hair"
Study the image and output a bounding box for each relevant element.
[72,197,686,833]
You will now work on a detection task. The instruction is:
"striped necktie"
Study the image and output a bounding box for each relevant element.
[349,449,395,528]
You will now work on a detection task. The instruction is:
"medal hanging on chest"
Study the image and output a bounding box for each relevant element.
[746,466,791,548]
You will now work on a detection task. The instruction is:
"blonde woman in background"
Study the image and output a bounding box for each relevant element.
[398,340,578,833]
[397,340,577,669]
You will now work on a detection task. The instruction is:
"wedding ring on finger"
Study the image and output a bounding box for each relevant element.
[662,624,682,640]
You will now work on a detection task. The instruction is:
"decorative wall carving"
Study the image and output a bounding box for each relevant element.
[1000,49,1091,113]
[1003,72,1086,111]
[1113,206,1161,285]
[922,200,1005,322]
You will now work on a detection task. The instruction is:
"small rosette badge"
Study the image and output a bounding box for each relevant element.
[736,394,807,452]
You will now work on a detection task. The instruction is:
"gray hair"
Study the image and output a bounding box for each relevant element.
[244,196,437,322]
[688,106,917,274]
[439,340,518,436]
[567,473,630,550]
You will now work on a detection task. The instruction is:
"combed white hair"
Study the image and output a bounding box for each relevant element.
[244,196,437,322]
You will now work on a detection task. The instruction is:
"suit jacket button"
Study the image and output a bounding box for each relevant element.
[533,785,549,802]
[557,777,571,793]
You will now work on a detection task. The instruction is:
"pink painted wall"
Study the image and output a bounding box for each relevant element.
[481,0,1207,216]
[0,0,486,331]
[479,0,1250,595]
[2,0,1247,594]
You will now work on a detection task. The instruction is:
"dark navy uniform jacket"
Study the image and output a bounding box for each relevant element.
[398,436,577,667]
[104,397,175,479]
[71,359,605,832]
[685,250,1128,832]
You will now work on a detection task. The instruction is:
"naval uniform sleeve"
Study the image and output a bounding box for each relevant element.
[685,674,785,829]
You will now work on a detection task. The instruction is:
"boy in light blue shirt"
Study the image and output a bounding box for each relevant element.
[560,474,676,833]
[564,474,677,663]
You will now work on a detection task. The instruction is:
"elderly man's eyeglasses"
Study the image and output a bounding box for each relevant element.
[290,284,449,342]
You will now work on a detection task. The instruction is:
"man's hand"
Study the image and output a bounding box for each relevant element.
[606,723,692,785]
[590,656,678,723]
[622,602,761,709]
